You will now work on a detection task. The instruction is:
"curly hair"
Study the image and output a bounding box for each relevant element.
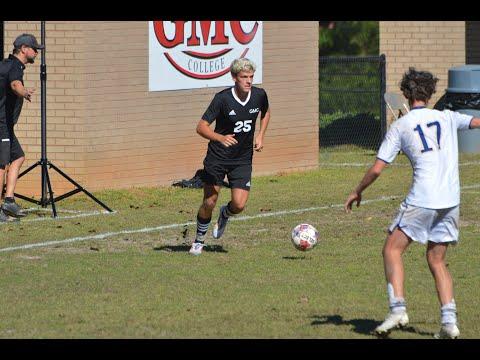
[400,67,439,103]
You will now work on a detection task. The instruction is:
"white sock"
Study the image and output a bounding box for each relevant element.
[389,298,407,314]
[195,215,210,243]
[441,300,457,325]
[222,203,235,218]
[387,283,406,314]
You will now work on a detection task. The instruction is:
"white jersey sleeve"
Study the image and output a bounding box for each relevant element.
[377,123,401,164]
[446,109,474,130]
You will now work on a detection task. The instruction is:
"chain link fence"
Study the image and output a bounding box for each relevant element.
[319,55,386,153]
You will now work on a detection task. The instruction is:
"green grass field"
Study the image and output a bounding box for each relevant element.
[0,152,479,339]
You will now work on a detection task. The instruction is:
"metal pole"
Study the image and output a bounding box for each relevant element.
[380,54,387,139]
[40,21,48,205]
[0,21,4,61]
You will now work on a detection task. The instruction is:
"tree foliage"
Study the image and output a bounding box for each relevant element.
[319,21,379,56]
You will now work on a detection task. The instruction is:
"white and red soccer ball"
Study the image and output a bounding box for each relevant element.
[291,224,319,251]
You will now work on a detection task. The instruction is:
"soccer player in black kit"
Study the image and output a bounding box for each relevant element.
[190,58,271,255]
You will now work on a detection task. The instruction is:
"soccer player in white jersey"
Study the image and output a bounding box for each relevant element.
[344,68,480,338]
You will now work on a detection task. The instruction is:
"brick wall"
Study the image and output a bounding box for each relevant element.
[4,21,319,195]
[380,21,466,124]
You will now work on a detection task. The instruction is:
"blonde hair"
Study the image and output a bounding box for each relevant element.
[230,58,256,76]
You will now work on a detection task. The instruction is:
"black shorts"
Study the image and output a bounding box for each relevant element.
[202,159,252,190]
[0,126,25,169]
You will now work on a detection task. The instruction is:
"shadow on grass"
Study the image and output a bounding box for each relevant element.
[153,245,228,253]
[311,314,435,338]
[282,256,307,260]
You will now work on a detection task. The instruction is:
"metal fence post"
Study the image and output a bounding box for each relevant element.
[380,54,386,138]
[0,21,4,61]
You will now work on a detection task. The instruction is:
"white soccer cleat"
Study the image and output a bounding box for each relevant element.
[375,312,409,336]
[189,242,205,256]
[434,324,460,339]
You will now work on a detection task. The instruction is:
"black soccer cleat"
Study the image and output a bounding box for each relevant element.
[212,205,229,239]
[2,201,27,218]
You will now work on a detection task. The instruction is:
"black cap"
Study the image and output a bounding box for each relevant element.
[13,33,44,50]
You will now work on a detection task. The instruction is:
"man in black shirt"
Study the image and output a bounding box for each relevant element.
[190,58,271,255]
[0,34,42,221]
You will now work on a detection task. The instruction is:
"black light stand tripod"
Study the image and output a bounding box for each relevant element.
[6,21,113,217]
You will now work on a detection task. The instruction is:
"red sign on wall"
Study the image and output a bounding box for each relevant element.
[149,21,263,91]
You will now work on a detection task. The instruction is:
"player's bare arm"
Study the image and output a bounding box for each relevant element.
[254,108,270,152]
[10,80,35,102]
[470,117,480,128]
[196,119,238,147]
[344,159,388,212]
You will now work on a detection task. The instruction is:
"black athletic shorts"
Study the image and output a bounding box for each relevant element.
[0,125,25,169]
[201,159,252,190]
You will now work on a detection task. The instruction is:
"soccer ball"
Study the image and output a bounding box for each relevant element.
[291,223,319,251]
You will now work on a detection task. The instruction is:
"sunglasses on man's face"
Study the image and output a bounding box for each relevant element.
[24,46,38,53]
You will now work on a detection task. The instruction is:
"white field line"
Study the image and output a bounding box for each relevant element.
[0,196,399,253]
[1,183,479,254]
[25,208,88,214]
[320,162,407,167]
[19,210,116,223]
[320,161,480,167]
[461,184,480,190]
[459,161,480,166]
[15,160,480,219]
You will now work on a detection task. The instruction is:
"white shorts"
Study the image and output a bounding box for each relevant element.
[388,201,459,245]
